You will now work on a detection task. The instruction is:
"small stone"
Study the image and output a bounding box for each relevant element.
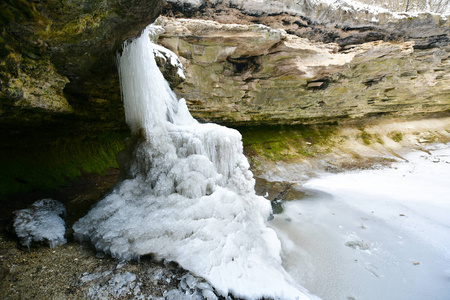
[307,81,325,89]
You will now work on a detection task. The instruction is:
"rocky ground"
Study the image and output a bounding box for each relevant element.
[0,237,187,299]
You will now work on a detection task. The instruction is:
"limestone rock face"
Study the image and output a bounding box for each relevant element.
[157,16,450,125]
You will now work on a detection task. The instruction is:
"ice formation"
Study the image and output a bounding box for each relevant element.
[13,198,67,249]
[81,270,221,299]
[73,25,313,299]
[152,43,186,80]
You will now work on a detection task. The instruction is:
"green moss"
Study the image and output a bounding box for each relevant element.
[375,134,384,144]
[58,13,106,37]
[388,131,403,142]
[0,131,128,197]
[236,124,337,162]
[359,130,373,145]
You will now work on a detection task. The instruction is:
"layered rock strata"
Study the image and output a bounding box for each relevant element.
[157,16,450,125]
[1,0,449,196]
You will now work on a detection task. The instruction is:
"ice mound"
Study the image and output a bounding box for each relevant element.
[82,271,140,299]
[13,198,67,249]
[73,25,313,299]
[164,273,218,300]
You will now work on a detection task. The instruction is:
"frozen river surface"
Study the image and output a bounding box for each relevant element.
[270,143,450,300]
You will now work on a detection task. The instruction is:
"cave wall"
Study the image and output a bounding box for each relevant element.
[0,0,164,197]
[1,0,164,133]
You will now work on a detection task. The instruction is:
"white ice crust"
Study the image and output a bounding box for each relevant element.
[152,42,186,80]
[14,198,67,249]
[73,25,314,300]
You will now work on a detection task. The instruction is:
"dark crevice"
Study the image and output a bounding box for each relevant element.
[226,56,260,74]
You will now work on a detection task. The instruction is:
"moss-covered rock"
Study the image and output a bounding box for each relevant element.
[0,130,128,198]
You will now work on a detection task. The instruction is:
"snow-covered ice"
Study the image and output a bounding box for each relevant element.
[152,43,186,80]
[270,143,450,300]
[13,198,67,249]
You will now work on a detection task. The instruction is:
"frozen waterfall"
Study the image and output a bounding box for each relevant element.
[73,25,314,300]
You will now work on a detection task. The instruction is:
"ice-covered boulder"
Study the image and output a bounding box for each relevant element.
[13,198,67,249]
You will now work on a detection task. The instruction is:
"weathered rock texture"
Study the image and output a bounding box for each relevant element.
[157,12,450,125]
[0,0,164,197]
[164,0,450,46]
[1,0,164,139]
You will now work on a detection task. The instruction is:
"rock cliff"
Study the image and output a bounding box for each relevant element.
[157,2,450,125]
[1,0,449,196]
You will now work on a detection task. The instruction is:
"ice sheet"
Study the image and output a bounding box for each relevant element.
[270,144,450,300]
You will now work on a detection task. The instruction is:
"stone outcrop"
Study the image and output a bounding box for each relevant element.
[2,0,448,133]
[157,15,450,125]
[164,0,450,46]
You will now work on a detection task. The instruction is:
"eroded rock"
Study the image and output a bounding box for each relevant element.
[157,16,450,126]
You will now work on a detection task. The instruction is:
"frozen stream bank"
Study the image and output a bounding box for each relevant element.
[271,143,450,300]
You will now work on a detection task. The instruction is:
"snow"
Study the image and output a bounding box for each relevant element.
[74,25,315,300]
[312,0,391,14]
[309,0,449,17]
[152,43,186,80]
[270,143,450,300]
[13,199,67,249]
[168,0,449,21]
